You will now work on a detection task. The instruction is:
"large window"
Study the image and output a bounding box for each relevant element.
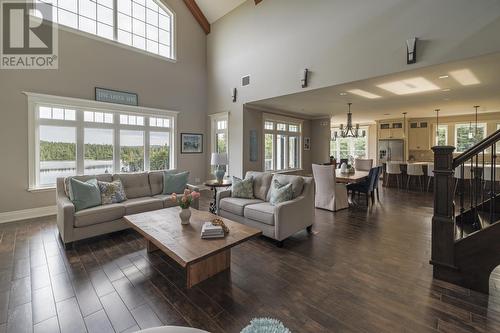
[28,93,177,189]
[330,128,368,161]
[38,0,174,59]
[264,117,302,172]
[455,123,486,153]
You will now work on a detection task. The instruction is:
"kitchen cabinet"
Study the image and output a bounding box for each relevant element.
[379,122,404,139]
[408,123,430,150]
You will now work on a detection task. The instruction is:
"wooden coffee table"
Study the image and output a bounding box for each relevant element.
[123,207,261,288]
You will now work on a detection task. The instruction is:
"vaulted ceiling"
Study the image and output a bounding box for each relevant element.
[182,0,262,34]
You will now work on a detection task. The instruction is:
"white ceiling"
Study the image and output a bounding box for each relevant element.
[194,0,246,24]
[248,52,500,124]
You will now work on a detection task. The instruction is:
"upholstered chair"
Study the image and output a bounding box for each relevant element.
[312,164,349,211]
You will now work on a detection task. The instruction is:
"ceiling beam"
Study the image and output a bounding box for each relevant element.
[255,0,263,4]
[183,0,210,34]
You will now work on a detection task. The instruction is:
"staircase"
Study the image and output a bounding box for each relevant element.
[430,130,500,294]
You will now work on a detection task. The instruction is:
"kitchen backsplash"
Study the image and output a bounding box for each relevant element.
[408,150,434,162]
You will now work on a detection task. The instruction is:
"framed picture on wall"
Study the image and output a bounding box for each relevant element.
[181,133,203,154]
[304,137,311,150]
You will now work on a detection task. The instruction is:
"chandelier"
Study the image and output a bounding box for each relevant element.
[333,103,365,140]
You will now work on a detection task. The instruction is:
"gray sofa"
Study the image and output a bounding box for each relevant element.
[216,171,314,246]
[56,170,199,245]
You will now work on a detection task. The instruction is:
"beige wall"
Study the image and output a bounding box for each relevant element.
[207,0,500,177]
[0,0,207,213]
[311,118,331,165]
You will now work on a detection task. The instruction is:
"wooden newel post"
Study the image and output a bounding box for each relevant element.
[430,146,456,269]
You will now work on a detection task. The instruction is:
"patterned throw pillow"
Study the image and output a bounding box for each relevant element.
[231,176,254,199]
[98,180,127,205]
[269,179,293,205]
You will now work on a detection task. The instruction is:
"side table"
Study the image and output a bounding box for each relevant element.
[204,179,232,214]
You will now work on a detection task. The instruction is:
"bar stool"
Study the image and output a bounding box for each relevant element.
[385,162,402,189]
[426,163,434,191]
[407,164,424,191]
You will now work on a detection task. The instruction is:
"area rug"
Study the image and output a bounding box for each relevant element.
[241,318,291,333]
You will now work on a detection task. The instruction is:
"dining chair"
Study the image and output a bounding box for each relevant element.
[426,163,434,192]
[347,166,380,206]
[385,162,402,189]
[312,164,349,211]
[482,165,500,190]
[355,158,373,171]
[407,164,424,191]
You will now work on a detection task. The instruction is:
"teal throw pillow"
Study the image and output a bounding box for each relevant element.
[98,180,127,205]
[269,179,293,205]
[69,178,102,211]
[231,176,254,199]
[163,171,189,194]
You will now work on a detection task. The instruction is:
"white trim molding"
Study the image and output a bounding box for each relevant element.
[0,206,56,224]
[25,92,179,190]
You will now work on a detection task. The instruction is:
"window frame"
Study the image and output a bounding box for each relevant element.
[36,0,177,62]
[329,126,369,161]
[263,114,303,172]
[26,92,178,191]
[454,123,487,153]
[435,124,448,146]
[209,112,229,176]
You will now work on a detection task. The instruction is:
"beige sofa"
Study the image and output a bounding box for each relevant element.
[216,171,314,246]
[56,170,199,246]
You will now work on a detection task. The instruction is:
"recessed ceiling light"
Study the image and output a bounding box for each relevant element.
[339,92,347,96]
[442,88,451,92]
[439,75,449,79]
[347,89,381,99]
[376,77,440,95]
[449,69,480,86]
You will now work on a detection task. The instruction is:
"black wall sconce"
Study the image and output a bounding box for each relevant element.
[301,68,309,88]
[406,37,417,64]
[231,88,237,103]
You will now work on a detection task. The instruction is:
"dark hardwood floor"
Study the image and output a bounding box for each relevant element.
[0,187,499,333]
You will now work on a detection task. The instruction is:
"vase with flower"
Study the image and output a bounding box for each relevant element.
[171,189,201,225]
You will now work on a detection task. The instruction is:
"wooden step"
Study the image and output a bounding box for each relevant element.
[477,210,500,229]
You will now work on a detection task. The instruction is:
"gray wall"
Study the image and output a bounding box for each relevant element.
[0,0,207,213]
[311,119,331,165]
[207,0,500,177]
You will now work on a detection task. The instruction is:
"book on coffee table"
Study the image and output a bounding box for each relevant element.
[201,222,224,239]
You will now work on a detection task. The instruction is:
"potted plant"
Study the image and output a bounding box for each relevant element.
[172,189,201,225]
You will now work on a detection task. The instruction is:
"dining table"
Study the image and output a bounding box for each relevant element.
[335,169,369,184]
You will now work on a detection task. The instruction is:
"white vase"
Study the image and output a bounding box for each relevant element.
[340,162,348,173]
[179,207,191,225]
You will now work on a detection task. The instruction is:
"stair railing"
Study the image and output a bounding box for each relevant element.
[431,129,500,269]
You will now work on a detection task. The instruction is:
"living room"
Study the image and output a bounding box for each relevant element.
[1,1,500,332]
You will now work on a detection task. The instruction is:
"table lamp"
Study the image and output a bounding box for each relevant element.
[211,153,228,182]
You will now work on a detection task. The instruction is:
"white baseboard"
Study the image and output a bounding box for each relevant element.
[0,206,56,224]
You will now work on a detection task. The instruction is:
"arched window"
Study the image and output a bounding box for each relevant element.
[38,0,174,59]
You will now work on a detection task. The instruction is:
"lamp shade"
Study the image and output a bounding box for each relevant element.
[211,153,227,165]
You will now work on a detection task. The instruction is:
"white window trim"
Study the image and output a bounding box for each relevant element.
[26,92,178,191]
[435,124,448,145]
[330,126,370,160]
[209,112,230,176]
[263,113,303,172]
[38,0,177,62]
[454,123,487,153]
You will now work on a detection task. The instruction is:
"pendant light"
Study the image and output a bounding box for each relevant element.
[402,112,407,138]
[474,105,480,140]
[435,109,440,144]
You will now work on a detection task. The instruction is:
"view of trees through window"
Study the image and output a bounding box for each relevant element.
[36,105,173,187]
[330,133,368,161]
[264,120,301,171]
[436,125,447,146]
[455,124,486,152]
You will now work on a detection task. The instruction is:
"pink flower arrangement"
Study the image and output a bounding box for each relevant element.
[172,189,200,209]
